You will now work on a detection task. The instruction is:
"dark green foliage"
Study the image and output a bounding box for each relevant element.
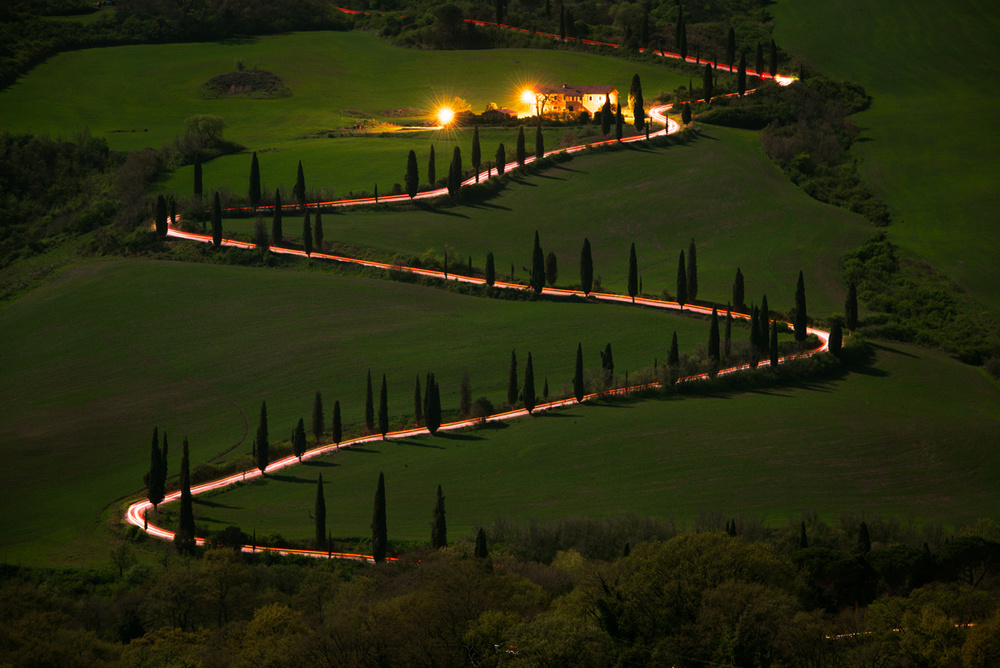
[447,146,462,199]
[580,237,594,296]
[734,268,745,312]
[271,189,283,246]
[760,294,770,335]
[535,123,544,160]
[174,437,195,554]
[708,307,720,365]
[374,184,378,202]
[726,27,736,69]
[675,5,687,59]
[627,243,638,302]
[155,195,167,238]
[312,391,323,444]
[601,343,614,387]
[507,350,518,406]
[405,149,418,199]
[293,160,305,209]
[313,209,323,251]
[574,342,584,402]
[431,485,447,549]
[769,39,778,77]
[530,230,545,294]
[630,74,644,131]
[687,239,698,303]
[601,97,612,135]
[146,427,165,510]
[681,102,692,125]
[371,472,387,563]
[292,417,306,460]
[332,400,342,445]
[545,251,557,288]
[794,270,808,341]
[829,323,843,357]
[378,374,388,439]
[475,527,488,559]
[755,43,764,79]
[749,306,760,368]
[770,322,779,369]
[193,155,202,198]
[211,192,222,247]
[427,145,436,186]
[249,152,261,208]
[425,374,441,434]
[413,375,423,426]
[460,371,471,417]
[471,126,481,181]
[738,53,747,96]
[724,307,733,360]
[676,250,687,306]
[485,251,495,286]
[615,105,624,141]
[523,352,536,413]
[799,522,808,549]
[559,4,566,40]
[516,127,526,166]
[365,370,375,434]
[857,522,872,556]
[255,401,269,473]
[302,211,312,256]
[703,64,713,102]
[845,282,858,333]
[315,474,326,549]
[495,143,505,175]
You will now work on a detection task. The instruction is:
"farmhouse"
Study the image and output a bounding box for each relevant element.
[523,84,619,118]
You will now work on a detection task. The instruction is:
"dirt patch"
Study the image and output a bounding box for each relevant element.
[201,70,291,99]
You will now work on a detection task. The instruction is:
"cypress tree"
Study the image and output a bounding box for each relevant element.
[174,437,195,553]
[749,305,760,368]
[687,239,698,303]
[475,527,489,559]
[535,123,544,159]
[516,126,526,166]
[374,183,378,203]
[794,270,808,341]
[293,417,306,460]
[294,160,306,209]
[256,401,269,473]
[615,105,624,141]
[769,39,778,77]
[857,521,872,556]
[249,152,261,209]
[601,343,614,387]
[708,307,720,367]
[460,371,471,417]
[193,155,203,200]
[312,391,324,444]
[703,63,713,102]
[496,143,506,175]
[485,251,496,286]
[155,195,168,238]
[676,250,688,306]
[627,243,638,302]
[378,374,389,439]
[414,375,423,426]
[681,102,692,125]
[580,237,594,296]
[545,251,558,287]
[472,126,481,182]
[574,342,585,402]
[211,192,222,248]
[601,96,612,135]
[726,27,736,69]
[799,521,808,549]
[431,485,447,549]
[507,350,518,406]
[675,5,685,57]
[271,189,283,246]
[523,352,536,413]
[313,209,323,251]
[426,375,441,434]
[559,4,566,40]
[365,370,375,434]
[630,73,644,131]
[530,230,545,294]
[760,294,770,338]
[733,267,745,311]
[428,145,436,186]
[668,331,680,372]
[845,282,858,333]
[371,472,387,563]
[724,307,733,359]
[405,149,419,199]
[315,474,326,549]
[755,42,764,80]
[448,146,462,199]
[147,427,165,510]
[738,53,747,97]
[302,211,312,256]
[332,400,342,446]
[829,323,843,356]
[770,321,779,369]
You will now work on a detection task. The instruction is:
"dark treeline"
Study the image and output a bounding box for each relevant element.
[2,514,998,666]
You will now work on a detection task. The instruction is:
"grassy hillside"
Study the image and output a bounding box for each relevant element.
[772,0,1000,313]
[159,341,1000,545]
[0,257,715,565]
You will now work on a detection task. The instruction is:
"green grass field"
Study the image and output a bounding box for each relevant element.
[772,0,1000,313]
[0,257,720,565]
[156,341,1000,545]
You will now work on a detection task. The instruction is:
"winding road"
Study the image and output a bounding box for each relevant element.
[125,33,817,562]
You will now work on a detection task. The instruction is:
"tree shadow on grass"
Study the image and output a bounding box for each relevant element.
[467,201,511,212]
[393,438,444,449]
[414,201,470,219]
[195,499,241,509]
[437,431,485,441]
[343,446,381,454]
[872,343,919,359]
[268,473,312,484]
[303,459,339,467]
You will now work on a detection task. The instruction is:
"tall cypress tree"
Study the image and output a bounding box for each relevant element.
[686,239,698,302]
[627,243,639,302]
[174,437,195,553]
[294,160,306,209]
[313,209,323,251]
[249,152,261,209]
[332,400,342,446]
[371,472,387,562]
[829,323,843,356]
[426,374,441,435]
[155,195,168,238]
[668,331,680,369]
[726,27,736,69]
[770,321,779,369]
[147,427,165,510]
[856,522,872,556]
[845,282,858,333]
[523,352,536,413]
[601,343,614,387]
[574,342,585,402]
[485,251,496,286]
[580,237,594,296]
[507,350,518,406]
[760,294,770,337]
[428,145,436,186]
[431,485,447,549]
[475,527,489,559]
[516,126,526,166]
[471,126,481,182]
[794,270,808,341]
[405,149,419,199]
[545,251,558,287]
[302,211,312,256]
[271,189,283,246]
[365,370,375,434]
[799,521,809,549]
[769,39,778,77]
[615,105,624,141]
[315,474,326,549]
[703,63,714,102]
[413,375,423,426]
[256,401,269,473]
[312,391,324,444]
[738,53,747,96]
[676,250,688,306]
[559,4,566,40]
[749,305,760,367]
[708,307,720,367]
[292,417,306,460]
[733,267,745,311]
[681,102,692,125]
[530,230,545,294]
[211,192,222,247]
[378,374,389,439]
[675,5,685,57]
[601,97,612,135]
[448,146,462,199]
[535,123,544,159]
[630,73,645,131]
[495,143,506,175]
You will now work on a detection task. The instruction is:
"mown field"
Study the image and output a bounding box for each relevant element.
[772,0,1000,313]
[158,340,1000,546]
[0,257,718,565]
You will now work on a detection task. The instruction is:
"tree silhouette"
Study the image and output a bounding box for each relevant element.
[580,237,594,296]
[174,437,195,554]
[523,352,536,413]
[431,485,447,549]
[676,250,688,306]
[249,151,261,209]
[471,126,481,182]
[574,342,585,402]
[627,243,639,302]
[405,150,419,199]
[371,472,387,562]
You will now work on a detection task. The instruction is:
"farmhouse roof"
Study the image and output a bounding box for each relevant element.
[534,84,616,95]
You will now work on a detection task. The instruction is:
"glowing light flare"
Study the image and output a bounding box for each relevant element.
[774,75,796,87]
[520,88,536,105]
[437,107,455,126]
